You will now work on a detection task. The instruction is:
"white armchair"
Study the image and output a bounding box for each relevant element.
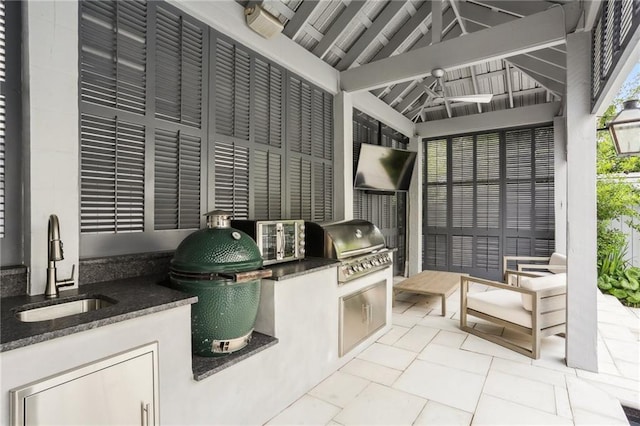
[460,271,566,359]
[502,252,566,279]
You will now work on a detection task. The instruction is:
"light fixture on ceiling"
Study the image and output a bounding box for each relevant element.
[608,99,640,156]
[244,4,284,39]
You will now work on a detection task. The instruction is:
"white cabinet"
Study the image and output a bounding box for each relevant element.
[10,343,159,426]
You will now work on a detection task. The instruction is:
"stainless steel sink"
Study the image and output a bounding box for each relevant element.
[15,297,115,322]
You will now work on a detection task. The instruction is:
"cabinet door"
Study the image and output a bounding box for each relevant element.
[12,343,158,426]
[363,281,386,335]
[340,290,370,356]
[340,280,387,356]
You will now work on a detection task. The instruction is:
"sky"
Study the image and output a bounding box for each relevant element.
[616,62,640,100]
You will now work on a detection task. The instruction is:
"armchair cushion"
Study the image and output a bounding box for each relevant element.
[520,273,566,311]
[547,253,567,274]
[467,290,532,328]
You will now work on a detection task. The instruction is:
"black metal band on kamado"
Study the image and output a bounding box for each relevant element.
[170,210,272,357]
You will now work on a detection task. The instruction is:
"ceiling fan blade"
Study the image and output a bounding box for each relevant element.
[447,94,494,103]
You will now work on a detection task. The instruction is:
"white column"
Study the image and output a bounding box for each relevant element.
[24,1,80,295]
[334,92,354,221]
[553,117,567,254]
[407,136,423,276]
[565,32,598,371]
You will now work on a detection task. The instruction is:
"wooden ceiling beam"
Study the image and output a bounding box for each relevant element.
[508,55,566,84]
[506,60,565,94]
[505,61,514,108]
[526,48,566,68]
[312,1,366,60]
[341,6,566,92]
[415,101,562,138]
[283,1,321,40]
[468,1,550,18]
[370,2,432,63]
[336,1,406,71]
[381,20,461,105]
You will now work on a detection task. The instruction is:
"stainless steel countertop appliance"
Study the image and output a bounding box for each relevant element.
[305,219,392,283]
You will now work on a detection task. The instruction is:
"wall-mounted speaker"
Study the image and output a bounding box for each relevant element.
[245,4,284,39]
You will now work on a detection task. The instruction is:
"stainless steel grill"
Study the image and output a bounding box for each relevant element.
[305,220,393,283]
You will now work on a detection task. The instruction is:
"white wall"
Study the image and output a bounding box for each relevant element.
[23,1,79,295]
[565,31,598,372]
[1,266,393,425]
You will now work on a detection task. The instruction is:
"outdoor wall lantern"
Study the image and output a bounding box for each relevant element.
[608,99,640,156]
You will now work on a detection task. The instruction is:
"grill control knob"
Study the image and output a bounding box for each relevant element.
[299,248,305,255]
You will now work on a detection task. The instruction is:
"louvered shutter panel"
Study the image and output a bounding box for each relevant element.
[253,60,268,146]
[154,129,201,230]
[287,76,312,155]
[535,239,555,257]
[451,235,473,268]
[503,236,533,270]
[506,129,532,179]
[214,39,234,137]
[426,186,447,228]
[289,157,312,220]
[535,181,554,231]
[313,163,329,221]
[80,114,145,233]
[534,128,553,179]
[452,136,473,182]
[476,133,500,229]
[451,136,473,228]
[234,48,250,141]
[476,236,500,271]
[154,129,178,229]
[593,18,602,98]
[425,139,447,228]
[214,141,250,219]
[312,89,324,159]
[323,93,333,160]
[253,150,282,220]
[425,234,447,268]
[534,127,555,232]
[506,129,532,230]
[155,6,203,127]
[426,139,447,183]
[270,67,284,148]
[80,1,147,115]
[214,38,250,140]
[603,1,615,76]
[506,182,531,230]
[621,0,634,44]
[253,59,283,147]
[0,0,4,237]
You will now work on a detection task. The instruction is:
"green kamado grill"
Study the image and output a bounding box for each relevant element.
[170,210,272,357]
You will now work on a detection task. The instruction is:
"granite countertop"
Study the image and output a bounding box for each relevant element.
[267,257,339,280]
[0,274,197,352]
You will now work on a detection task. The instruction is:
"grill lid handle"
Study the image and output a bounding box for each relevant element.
[205,210,232,228]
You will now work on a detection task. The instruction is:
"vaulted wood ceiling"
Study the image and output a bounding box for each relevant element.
[239,0,590,124]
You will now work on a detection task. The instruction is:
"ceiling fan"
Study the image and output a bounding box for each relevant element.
[412,68,494,122]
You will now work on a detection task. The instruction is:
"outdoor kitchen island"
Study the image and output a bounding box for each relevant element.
[0,258,393,425]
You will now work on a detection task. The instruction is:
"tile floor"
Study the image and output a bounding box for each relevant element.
[268,278,640,425]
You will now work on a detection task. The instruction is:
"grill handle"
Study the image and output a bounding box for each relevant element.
[222,269,273,283]
[338,244,386,259]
